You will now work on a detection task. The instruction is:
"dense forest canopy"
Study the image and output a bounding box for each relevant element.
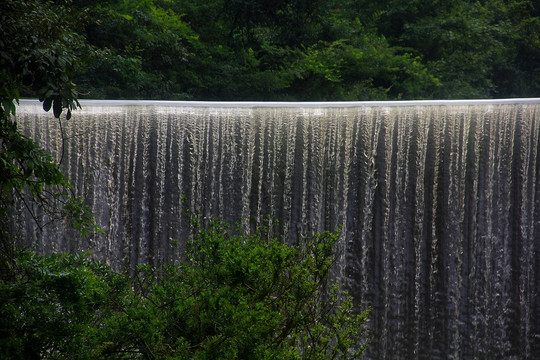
[6,0,540,101]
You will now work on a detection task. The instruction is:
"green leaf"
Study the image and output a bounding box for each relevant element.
[53,97,62,118]
[43,97,53,112]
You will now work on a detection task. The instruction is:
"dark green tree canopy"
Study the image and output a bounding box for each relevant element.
[2,0,539,102]
[0,0,82,119]
[69,0,539,100]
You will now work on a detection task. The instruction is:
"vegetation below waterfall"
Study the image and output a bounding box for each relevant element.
[0,221,368,359]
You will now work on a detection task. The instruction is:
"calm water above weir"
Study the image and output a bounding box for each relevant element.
[15,99,540,359]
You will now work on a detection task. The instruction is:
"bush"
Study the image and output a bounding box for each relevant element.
[0,220,369,359]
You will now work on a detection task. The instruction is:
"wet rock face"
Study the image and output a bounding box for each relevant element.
[15,100,540,359]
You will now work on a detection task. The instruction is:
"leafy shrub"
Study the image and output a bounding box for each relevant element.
[0,220,369,359]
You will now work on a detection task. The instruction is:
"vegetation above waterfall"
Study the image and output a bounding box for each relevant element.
[0,221,368,359]
[2,0,540,102]
[74,0,540,100]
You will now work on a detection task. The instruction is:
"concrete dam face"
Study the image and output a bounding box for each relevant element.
[15,99,540,359]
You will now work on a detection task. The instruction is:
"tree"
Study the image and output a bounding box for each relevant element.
[0,0,99,244]
[75,0,441,100]
[75,0,199,99]
[0,250,131,360]
[351,0,540,98]
[0,221,369,359]
[0,0,81,119]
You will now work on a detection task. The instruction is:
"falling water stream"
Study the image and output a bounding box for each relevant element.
[14,99,540,359]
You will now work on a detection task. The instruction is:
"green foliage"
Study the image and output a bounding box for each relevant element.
[0,222,369,359]
[0,0,101,235]
[76,0,197,99]
[74,0,443,100]
[291,38,440,100]
[0,121,67,195]
[6,0,536,101]
[0,120,99,237]
[75,0,540,100]
[149,220,368,359]
[0,119,101,235]
[0,0,82,119]
[0,249,131,360]
[366,0,540,98]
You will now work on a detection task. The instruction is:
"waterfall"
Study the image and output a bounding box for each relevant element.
[14,99,540,359]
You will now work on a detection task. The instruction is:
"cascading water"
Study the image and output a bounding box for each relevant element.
[13,99,540,359]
